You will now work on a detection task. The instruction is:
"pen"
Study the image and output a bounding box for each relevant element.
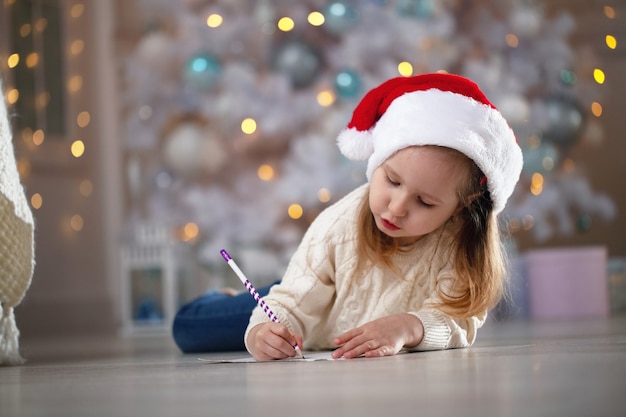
[220,249,305,359]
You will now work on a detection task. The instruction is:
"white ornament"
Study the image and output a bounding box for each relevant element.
[162,123,226,179]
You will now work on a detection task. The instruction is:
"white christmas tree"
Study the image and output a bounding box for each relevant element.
[120,0,614,286]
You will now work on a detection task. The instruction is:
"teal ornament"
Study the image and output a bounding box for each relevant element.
[577,213,592,233]
[542,94,585,147]
[271,40,322,89]
[333,69,361,99]
[184,53,221,90]
[559,69,577,86]
[395,0,435,18]
[323,1,359,34]
[521,141,559,176]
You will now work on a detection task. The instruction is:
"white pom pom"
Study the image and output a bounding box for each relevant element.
[336,128,374,161]
[0,305,24,366]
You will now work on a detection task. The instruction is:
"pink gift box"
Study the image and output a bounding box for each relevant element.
[525,246,609,319]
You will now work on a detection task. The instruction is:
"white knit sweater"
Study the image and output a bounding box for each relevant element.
[245,184,486,353]
[0,78,35,365]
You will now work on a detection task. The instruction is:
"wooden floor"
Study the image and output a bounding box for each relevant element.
[2,316,626,417]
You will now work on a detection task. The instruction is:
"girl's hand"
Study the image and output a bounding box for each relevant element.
[332,314,424,359]
[246,322,303,361]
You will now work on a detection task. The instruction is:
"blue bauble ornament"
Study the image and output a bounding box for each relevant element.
[323,1,359,34]
[542,94,585,147]
[183,52,221,90]
[522,141,560,176]
[395,0,435,18]
[333,69,361,99]
[271,39,322,89]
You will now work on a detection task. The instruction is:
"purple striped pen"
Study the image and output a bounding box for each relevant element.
[220,249,304,359]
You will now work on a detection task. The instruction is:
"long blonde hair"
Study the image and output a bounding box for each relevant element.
[355,146,506,318]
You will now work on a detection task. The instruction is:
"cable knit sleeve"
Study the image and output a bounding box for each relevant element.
[410,308,486,350]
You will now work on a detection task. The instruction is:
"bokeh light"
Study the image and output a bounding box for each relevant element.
[207,14,223,28]
[398,61,413,77]
[258,164,275,181]
[288,204,303,219]
[71,140,85,157]
[241,118,257,134]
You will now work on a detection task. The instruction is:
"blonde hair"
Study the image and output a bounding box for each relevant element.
[355,146,506,318]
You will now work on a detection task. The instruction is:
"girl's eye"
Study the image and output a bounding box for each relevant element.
[386,176,400,186]
[418,198,434,208]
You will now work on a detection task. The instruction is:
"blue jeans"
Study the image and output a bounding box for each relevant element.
[172,281,279,353]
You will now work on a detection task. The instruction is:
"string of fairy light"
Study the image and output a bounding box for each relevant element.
[3,1,89,236]
[507,4,617,236]
[1,2,619,243]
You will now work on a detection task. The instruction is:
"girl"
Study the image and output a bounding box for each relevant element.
[173,73,523,360]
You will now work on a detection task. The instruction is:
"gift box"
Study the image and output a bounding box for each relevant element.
[607,258,626,314]
[525,246,609,319]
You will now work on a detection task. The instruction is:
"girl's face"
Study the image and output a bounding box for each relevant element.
[369,146,468,246]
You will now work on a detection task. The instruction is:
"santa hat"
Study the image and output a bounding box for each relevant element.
[337,73,523,213]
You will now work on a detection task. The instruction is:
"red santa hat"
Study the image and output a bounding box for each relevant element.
[337,73,523,213]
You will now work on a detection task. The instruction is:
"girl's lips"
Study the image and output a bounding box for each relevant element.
[381,218,400,231]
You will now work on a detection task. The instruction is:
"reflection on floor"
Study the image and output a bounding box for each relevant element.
[2,316,625,417]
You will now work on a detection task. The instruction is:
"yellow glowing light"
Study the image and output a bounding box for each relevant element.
[505,34,519,48]
[32,129,45,146]
[26,52,39,68]
[531,173,544,188]
[68,75,83,92]
[31,193,43,210]
[71,3,85,18]
[70,214,84,232]
[591,102,603,117]
[288,204,303,220]
[317,90,335,107]
[183,222,199,241]
[8,53,19,68]
[278,17,295,32]
[562,157,576,173]
[6,89,19,104]
[20,23,31,37]
[318,188,331,203]
[398,61,413,77]
[604,6,616,19]
[207,14,223,28]
[35,18,47,33]
[605,35,617,50]
[529,180,543,195]
[77,111,91,127]
[36,92,50,109]
[70,39,84,55]
[258,164,275,181]
[308,11,325,26]
[17,159,31,177]
[522,215,534,231]
[21,128,33,144]
[593,68,606,84]
[71,140,85,157]
[79,179,93,197]
[241,118,257,135]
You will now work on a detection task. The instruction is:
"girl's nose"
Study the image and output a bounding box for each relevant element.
[389,193,408,217]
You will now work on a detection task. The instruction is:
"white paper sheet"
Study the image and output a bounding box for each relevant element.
[198,351,342,363]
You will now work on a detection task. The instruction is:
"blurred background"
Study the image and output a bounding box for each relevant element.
[0,0,624,340]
